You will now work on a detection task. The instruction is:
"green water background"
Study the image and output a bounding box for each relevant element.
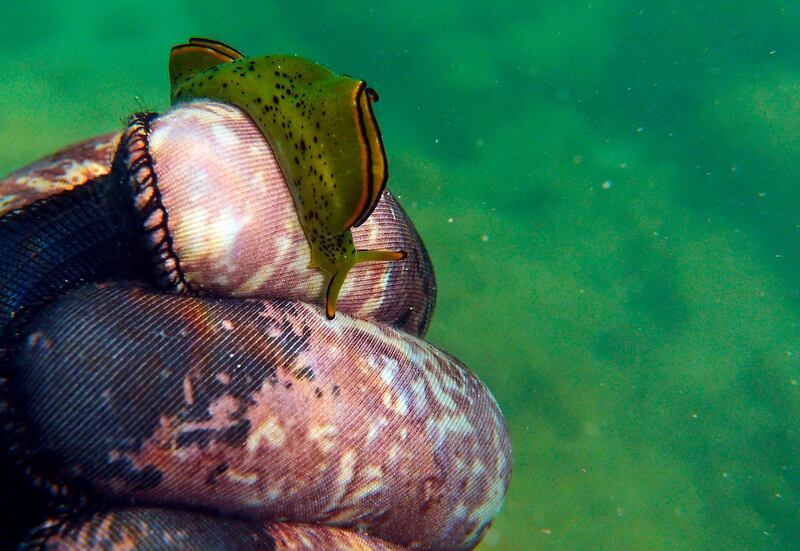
[1,2,798,549]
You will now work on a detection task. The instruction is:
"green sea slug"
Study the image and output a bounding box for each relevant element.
[169,37,405,319]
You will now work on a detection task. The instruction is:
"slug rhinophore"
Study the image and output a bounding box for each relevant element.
[0,102,510,549]
[170,37,406,319]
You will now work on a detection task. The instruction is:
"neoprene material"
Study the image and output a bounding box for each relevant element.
[0,174,144,341]
[0,171,146,545]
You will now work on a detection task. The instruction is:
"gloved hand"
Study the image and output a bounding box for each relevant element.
[0,102,510,550]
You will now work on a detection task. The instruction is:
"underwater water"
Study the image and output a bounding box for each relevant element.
[1,1,798,549]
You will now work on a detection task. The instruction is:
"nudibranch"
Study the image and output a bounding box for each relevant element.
[169,37,405,318]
